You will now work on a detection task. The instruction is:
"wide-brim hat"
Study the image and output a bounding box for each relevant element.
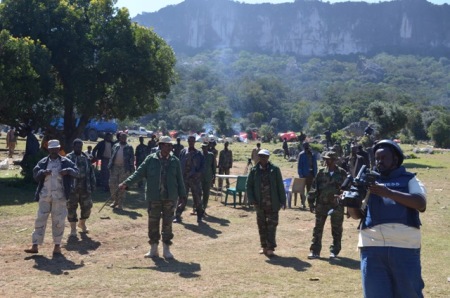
[48,139,61,149]
[159,136,173,144]
[258,149,270,156]
[322,151,338,160]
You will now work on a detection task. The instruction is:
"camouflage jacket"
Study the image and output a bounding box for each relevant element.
[201,151,217,182]
[218,149,233,169]
[308,166,347,208]
[109,143,135,173]
[66,152,96,194]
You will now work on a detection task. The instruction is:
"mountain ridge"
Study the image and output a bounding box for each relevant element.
[133,0,450,57]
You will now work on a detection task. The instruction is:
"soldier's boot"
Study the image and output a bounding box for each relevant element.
[78,219,88,233]
[163,243,174,259]
[69,222,77,237]
[144,243,159,258]
[173,214,182,223]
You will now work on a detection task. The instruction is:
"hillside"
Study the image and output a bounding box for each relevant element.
[134,0,450,57]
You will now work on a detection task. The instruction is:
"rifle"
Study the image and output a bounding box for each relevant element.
[98,188,120,213]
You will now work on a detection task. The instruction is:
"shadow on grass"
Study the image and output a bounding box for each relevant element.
[403,162,444,169]
[127,258,201,278]
[265,256,311,272]
[112,207,144,220]
[0,177,36,205]
[64,232,101,255]
[24,254,84,275]
[328,256,360,270]
[181,222,222,239]
[203,214,230,226]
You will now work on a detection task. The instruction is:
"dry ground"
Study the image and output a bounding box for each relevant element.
[0,137,449,297]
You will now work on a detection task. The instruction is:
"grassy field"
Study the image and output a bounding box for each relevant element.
[0,135,449,297]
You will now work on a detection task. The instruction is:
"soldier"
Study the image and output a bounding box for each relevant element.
[172,137,184,158]
[66,139,96,236]
[119,136,186,259]
[201,142,216,212]
[109,132,135,209]
[174,135,205,223]
[218,141,233,189]
[24,140,78,255]
[246,149,286,258]
[135,136,148,187]
[307,151,347,259]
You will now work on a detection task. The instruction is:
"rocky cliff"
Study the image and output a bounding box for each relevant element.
[134,0,450,57]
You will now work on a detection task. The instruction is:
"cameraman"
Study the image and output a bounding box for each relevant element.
[347,140,426,298]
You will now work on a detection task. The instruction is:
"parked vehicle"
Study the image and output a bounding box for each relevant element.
[50,117,118,142]
[127,126,153,138]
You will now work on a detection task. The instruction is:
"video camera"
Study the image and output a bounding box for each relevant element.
[339,165,379,208]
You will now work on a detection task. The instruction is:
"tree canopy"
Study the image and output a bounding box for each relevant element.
[0,0,176,150]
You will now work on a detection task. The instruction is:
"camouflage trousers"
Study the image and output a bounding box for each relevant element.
[201,178,212,209]
[255,207,279,251]
[67,190,93,222]
[176,176,203,216]
[109,166,130,208]
[32,195,67,246]
[218,167,231,188]
[310,204,344,255]
[148,200,175,245]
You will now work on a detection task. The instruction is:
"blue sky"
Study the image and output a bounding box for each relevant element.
[115,0,449,17]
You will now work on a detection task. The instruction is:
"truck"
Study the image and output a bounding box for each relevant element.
[50,117,118,142]
[127,126,153,138]
[84,119,118,142]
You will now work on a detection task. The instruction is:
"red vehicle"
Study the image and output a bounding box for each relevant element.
[278,131,298,142]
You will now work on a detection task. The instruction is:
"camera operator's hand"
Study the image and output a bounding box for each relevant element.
[369,182,392,198]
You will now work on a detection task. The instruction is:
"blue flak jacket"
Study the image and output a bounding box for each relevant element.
[362,166,421,229]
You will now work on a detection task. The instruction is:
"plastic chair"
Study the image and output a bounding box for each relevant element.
[283,178,293,208]
[290,178,306,207]
[224,176,247,208]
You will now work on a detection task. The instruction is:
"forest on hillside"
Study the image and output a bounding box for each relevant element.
[124,50,450,147]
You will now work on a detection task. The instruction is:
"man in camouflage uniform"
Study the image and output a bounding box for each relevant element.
[307,151,347,259]
[246,149,286,258]
[109,132,135,209]
[201,142,216,212]
[66,139,96,236]
[218,141,233,189]
[119,136,186,259]
[174,135,205,223]
[135,136,148,187]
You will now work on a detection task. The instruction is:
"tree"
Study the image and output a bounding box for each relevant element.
[428,112,450,148]
[0,30,57,127]
[366,101,408,138]
[179,115,204,133]
[0,0,176,150]
[259,124,275,143]
[213,108,232,136]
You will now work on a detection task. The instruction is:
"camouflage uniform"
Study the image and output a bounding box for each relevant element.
[201,150,216,209]
[122,151,186,246]
[176,147,204,217]
[218,148,233,188]
[308,165,347,256]
[109,142,135,208]
[66,152,96,223]
[246,162,286,251]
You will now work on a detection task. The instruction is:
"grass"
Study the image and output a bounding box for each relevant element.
[0,136,449,297]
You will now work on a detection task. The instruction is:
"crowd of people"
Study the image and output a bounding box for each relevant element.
[19,129,426,297]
